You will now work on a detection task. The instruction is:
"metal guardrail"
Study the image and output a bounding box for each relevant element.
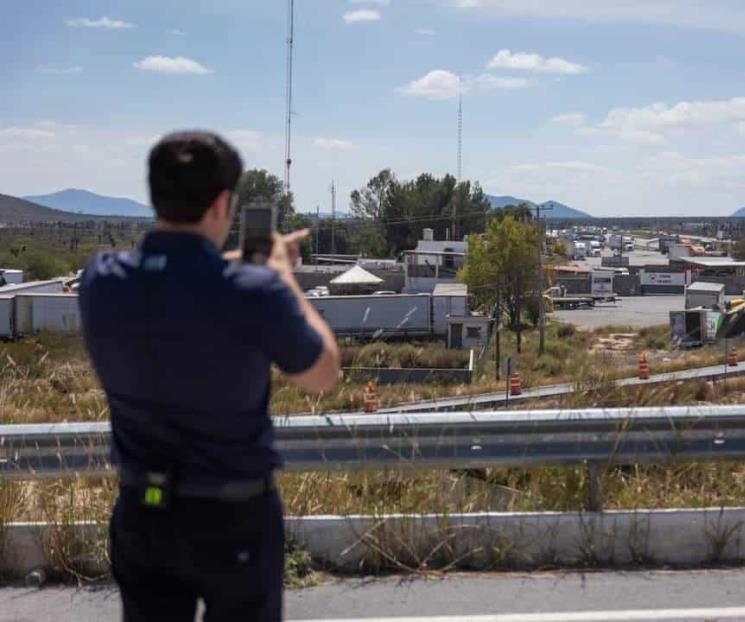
[2,405,745,477]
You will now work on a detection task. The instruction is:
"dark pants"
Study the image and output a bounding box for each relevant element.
[110,487,284,621]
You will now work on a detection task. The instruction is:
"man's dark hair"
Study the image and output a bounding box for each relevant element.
[148,131,243,223]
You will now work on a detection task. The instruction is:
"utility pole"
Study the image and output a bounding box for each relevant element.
[315,205,320,258]
[330,180,337,255]
[534,203,552,356]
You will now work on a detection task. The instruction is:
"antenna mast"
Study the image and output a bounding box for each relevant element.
[284,0,295,192]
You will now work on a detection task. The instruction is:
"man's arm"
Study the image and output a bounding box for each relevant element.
[229,230,341,394]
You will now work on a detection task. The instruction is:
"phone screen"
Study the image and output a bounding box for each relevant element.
[240,204,276,263]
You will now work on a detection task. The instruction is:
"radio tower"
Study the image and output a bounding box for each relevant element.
[283,0,295,192]
[457,77,463,183]
[452,77,463,241]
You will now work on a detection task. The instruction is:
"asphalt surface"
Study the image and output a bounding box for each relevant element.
[3,570,745,621]
[553,296,683,330]
[376,359,742,413]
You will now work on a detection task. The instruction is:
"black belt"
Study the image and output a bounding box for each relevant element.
[118,468,275,502]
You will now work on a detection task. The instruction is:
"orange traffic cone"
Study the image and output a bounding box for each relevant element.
[728,346,738,367]
[638,352,650,380]
[510,372,522,396]
[363,381,379,413]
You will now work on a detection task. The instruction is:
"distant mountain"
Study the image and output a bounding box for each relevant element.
[732,207,745,217]
[23,188,151,218]
[485,194,591,219]
[0,193,147,225]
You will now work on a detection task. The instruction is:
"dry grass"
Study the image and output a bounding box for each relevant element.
[5,330,745,579]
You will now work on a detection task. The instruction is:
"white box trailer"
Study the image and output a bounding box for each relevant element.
[309,293,432,337]
[0,296,13,338]
[432,283,468,336]
[0,279,64,295]
[14,293,80,335]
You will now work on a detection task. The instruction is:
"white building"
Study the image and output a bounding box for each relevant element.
[404,228,466,293]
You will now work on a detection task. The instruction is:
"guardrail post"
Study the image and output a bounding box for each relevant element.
[586,461,602,512]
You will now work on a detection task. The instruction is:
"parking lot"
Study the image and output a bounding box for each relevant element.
[553,295,682,330]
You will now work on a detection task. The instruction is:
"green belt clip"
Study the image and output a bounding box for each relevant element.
[143,486,164,508]
[142,472,169,509]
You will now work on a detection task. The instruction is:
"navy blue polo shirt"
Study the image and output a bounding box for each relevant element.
[78,231,323,483]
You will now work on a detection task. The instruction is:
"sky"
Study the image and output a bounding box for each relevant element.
[3,1,745,217]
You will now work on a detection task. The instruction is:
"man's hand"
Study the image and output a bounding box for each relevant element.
[221,229,309,272]
[267,229,308,276]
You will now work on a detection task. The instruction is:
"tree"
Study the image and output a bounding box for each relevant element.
[459,215,540,352]
[235,169,295,232]
[349,169,491,257]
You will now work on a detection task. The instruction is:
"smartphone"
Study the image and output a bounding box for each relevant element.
[240,201,277,264]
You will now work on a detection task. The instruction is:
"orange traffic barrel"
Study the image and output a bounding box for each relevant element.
[729,346,738,367]
[638,352,650,380]
[510,372,522,396]
[363,381,379,413]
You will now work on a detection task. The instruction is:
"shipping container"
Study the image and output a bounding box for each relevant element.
[308,293,432,337]
[0,296,13,338]
[14,293,80,335]
[432,283,468,335]
[0,279,64,295]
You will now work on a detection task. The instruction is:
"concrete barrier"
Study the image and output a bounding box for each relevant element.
[4,507,745,577]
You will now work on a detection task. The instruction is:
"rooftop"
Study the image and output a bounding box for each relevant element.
[679,257,745,267]
[686,281,725,292]
[329,265,384,286]
[433,283,468,296]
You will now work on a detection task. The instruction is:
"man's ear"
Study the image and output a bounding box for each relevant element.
[207,190,231,222]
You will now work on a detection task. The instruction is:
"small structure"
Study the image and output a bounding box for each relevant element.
[675,257,745,295]
[0,269,23,285]
[685,281,725,311]
[446,314,491,349]
[404,228,467,293]
[328,265,383,296]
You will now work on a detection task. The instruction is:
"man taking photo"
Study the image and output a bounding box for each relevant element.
[79,130,340,621]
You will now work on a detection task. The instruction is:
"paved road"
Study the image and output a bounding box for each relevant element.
[553,296,683,330]
[376,360,742,413]
[3,570,745,621]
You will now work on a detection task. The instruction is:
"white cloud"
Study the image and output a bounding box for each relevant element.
[589,97,745,143]
[0,126,56,140]
[66,16,134,29]
[227,130,263,155]
[398,70,462,101]
[415,28,437,36]
[551,112,587,126]
[451,1,745,36]
[343,10,381,23]
[168,28,186,36]
[738,121,745,137]
[39,66,83,75]
[487,49,587,74]
[472,74,530,90]
[313,137,355,150]
[398,70,531,100]
[133,56,213,75]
